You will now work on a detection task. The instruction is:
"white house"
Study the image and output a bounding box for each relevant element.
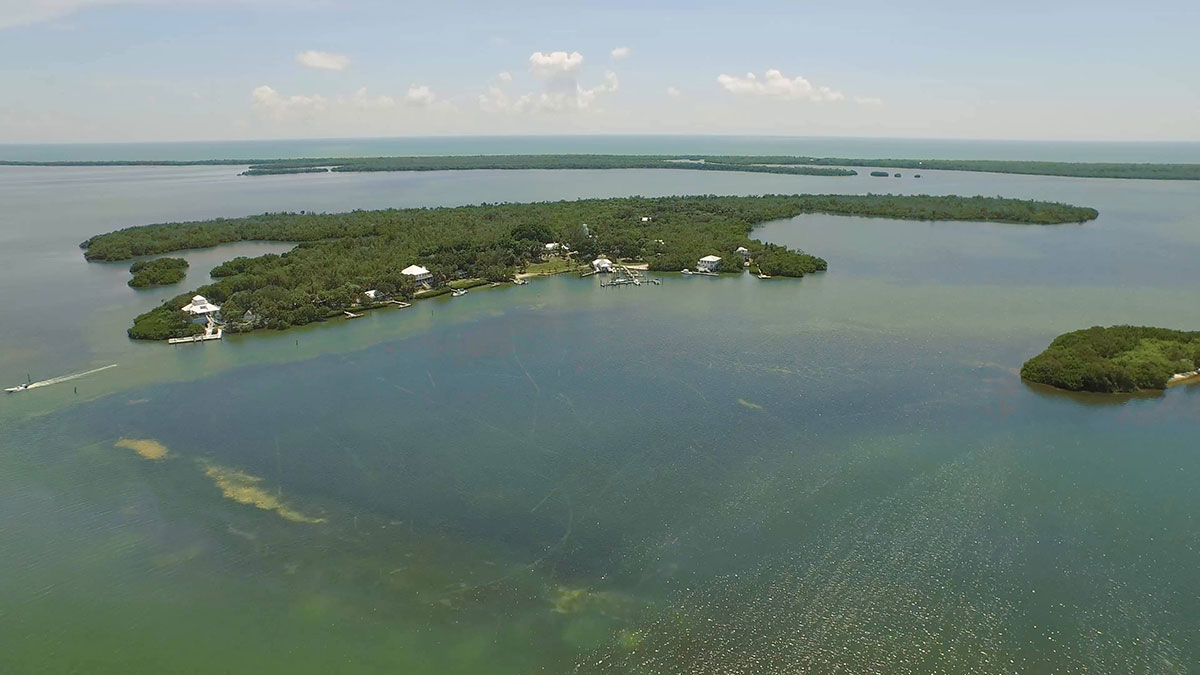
[592,257,614,273]
[735,246,751,259]
[544,242,563,252]
[401,264,434,286]
[640,216,651,222]
[182,294,221,316]
[364,289,380,300]
[697,255,722,272]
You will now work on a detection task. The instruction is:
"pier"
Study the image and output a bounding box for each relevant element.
[600,264,660,288]
[168,317,223,344]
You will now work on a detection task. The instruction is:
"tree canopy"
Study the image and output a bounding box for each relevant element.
[127,257,188,288]
[1021,325,1200,393]
[81,194,1099,340]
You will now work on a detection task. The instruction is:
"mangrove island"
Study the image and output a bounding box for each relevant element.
[80,194,1100,341]
[1022,325,1200,393]
[128,257,189,288]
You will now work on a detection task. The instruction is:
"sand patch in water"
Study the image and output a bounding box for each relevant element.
[114,437,169,460]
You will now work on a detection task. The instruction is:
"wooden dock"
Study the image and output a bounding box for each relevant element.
[168,329,223,344]
[168,317,223,344]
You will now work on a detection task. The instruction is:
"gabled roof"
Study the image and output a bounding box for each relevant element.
[401,264,431,276]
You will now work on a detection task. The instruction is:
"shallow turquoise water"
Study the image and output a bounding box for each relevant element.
[1,162,1198,673]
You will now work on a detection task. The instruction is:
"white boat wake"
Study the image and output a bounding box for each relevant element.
[5,364,118,393]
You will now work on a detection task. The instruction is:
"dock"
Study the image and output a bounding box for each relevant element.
[343,310,363,318]
[168,329,223,344]
[168,317,223,344]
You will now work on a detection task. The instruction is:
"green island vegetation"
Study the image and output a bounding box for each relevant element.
[79,194,1098,340]
[127,257,188,288]
[237,155,857,177]
[1021,326,1200,393]
[6,154,1199,179]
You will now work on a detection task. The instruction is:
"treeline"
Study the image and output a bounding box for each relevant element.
[709,156,1200,180]
[0,159,265,166]
[238,155,856,177]
[128,257,188,287]
[1021,325,1200,393]
[81,194,1099,339]
[81,193,1098,262]
[9,154,1197,180]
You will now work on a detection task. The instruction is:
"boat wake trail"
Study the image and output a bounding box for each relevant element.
[6,364,118,392]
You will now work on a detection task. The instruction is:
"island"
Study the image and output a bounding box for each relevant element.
[6,154,1200,180]
[128,257,188,288]
[1021,325,1200,393]
[80,194,1099,340]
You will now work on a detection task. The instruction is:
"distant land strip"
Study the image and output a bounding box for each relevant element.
[4,154,1199,180]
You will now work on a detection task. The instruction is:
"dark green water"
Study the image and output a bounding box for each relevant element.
[1,163,1198,673]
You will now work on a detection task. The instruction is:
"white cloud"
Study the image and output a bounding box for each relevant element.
[296,50,350,71]
[478,85,511,113]
[405,84,436,107]
[251,84,328,120]
[349,87,395,109]
[498,71,512,82]
[666,85,681,97]
[717,68,847,102]
[610,45,632,60]
[481,51,618,113]
[256,84,444,117]
[529,50,584,78]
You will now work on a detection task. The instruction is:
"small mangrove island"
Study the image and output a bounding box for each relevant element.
[1021,325,1200,393]
[80,194,1099,340]
[128,257,189,288]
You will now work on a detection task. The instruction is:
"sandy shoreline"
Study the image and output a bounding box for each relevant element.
[1167,369,1200,386]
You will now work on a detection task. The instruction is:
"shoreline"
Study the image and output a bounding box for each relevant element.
[1167,369,1200,386]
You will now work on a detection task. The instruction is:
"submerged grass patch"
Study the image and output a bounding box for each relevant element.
[198,459,325,524]
[114,437,169,460]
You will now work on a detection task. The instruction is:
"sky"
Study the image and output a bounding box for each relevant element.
[0,0,1197,143]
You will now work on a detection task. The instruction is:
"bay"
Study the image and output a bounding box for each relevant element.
[1,158,1197,673]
